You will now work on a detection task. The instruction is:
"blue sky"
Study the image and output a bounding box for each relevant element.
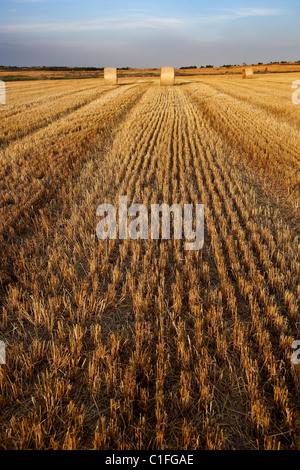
[0,0,299,67]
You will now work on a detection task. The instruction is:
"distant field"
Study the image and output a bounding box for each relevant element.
[1,62,300,81]
[177,62,300,75]
[0,74,299,450]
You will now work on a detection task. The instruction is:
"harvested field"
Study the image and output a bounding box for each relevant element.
[0,74,299,450]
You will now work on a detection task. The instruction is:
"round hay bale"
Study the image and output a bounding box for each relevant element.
[160,66,175,86]
[104,68,118,85]
[242,68,254,79]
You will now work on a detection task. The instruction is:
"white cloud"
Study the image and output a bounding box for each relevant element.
[194,8,283,24]
[0,15,185,33]
[0,9,284,34]
[9,0,42,3]
[230,8,283,18]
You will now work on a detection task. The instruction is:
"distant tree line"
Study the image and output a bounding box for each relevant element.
[179,65,214,69]
[180,65,198,69]
[40,66,104,71]
[0,61,299,72]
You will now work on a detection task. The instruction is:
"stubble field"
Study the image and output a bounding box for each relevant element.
[0,73,299,450]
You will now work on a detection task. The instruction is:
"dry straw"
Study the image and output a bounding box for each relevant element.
[160,66,175,86]
[242,68,254,79]
[104,68,118,85]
